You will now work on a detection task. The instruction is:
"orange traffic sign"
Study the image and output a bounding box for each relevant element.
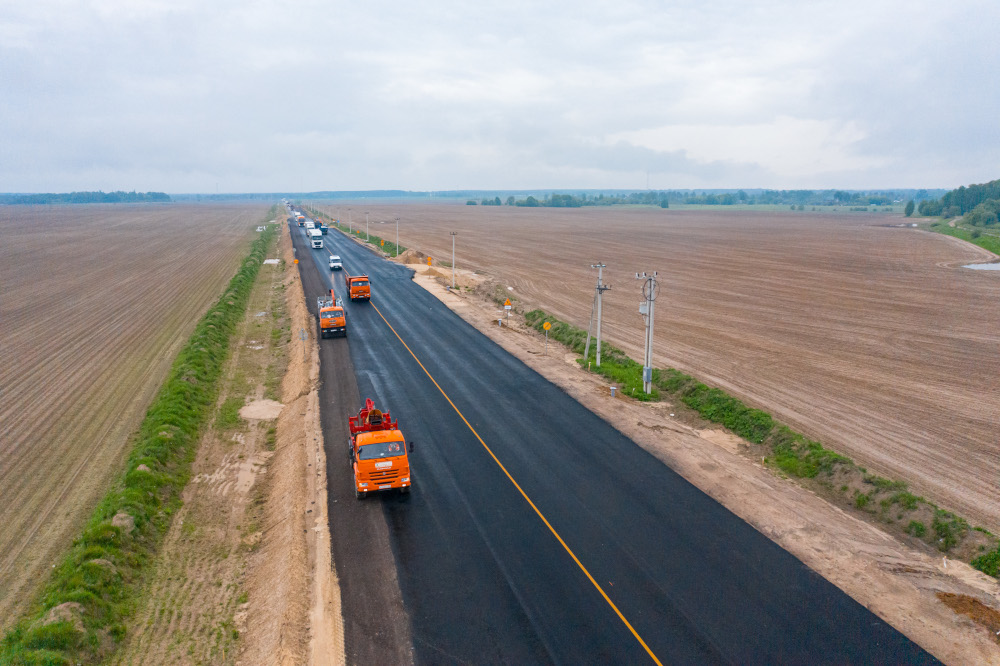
[543,321,552,330]
[427,257,432,266]
[504,298,512,307]
[294,259,299,264]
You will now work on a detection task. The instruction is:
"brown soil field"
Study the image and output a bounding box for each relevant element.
[0,203,267,629]
[315,203,1000,534]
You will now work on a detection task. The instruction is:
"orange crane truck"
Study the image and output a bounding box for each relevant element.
[316,289,346,338]
[348,399,413,499]
[344,271,371,302]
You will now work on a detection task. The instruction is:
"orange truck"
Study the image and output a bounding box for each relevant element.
[348,399,413,498]
[344,271,371,302]
[316,289,346,338]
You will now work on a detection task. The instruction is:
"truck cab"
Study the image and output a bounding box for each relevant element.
[309,229,323,249]
[317,290,346,337]
[349,400,412,498]
[319,223,329,235]
[329,255,342,271]
[344,273,370,301]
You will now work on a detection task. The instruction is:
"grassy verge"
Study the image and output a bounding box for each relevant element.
[927,220,1000,255]
[523,308,1000,574]
[0,212,278,665]
[304,206,407,257]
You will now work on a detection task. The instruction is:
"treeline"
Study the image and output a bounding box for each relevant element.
[918,178,1000,222]
[0,190,171,205]
[465,189,932,209]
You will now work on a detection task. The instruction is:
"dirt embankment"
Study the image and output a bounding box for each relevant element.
[241,232,344,665]
[406,259,1000,666]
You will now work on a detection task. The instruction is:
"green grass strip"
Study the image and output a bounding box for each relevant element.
[927,220,1000,255]
[0,214,278,666]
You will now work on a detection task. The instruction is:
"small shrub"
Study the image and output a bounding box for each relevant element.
[854,493,870,509]
[971,546,1000,577]
[907,521,926,537]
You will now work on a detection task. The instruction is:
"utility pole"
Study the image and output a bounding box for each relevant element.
[365,211,370,241]
[450,231,457,288]
[348,209,352,234]
[584,263,612,367]
[394,216,400,257]
[636,271,659,394]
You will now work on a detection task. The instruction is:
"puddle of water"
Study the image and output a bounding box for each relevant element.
[963,263,1000,270]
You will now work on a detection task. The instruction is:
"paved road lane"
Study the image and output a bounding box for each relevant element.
[292,221,937,665]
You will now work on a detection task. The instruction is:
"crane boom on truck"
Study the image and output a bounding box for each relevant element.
[348,399,413,498]
[317,289,346,338]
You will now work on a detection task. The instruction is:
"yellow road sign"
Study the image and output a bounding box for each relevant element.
[294,259,299,264]
[543,321,552,330]
[504,298,512,307]
[427,257,432,266]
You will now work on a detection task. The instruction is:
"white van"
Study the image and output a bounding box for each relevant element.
[329,255,342,270]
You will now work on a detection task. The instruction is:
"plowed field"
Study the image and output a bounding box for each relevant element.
[0,203,266,628]
[317,203,1000,533]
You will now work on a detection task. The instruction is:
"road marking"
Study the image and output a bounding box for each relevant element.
[371,302,663,666]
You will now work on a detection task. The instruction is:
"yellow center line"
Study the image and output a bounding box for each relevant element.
[371,301,663,666]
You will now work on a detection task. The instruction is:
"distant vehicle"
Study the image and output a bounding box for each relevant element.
[305,220,315,230]
[329,255,343,271]
[349,399,413,498]
[319,223,328,235]
[344,271,370,301]
[309,229,323,249]
[296,214,305,227]
[317,289,346,338]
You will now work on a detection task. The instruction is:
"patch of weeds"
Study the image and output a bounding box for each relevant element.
[215,396,244,431]
[932,510,968,552]
[971,545,1000,577]
[907,521,926,537]
[264,426,277,451]
[854,492,871,509]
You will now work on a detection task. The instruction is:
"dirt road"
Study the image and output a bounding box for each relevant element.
[314,204,1000,534]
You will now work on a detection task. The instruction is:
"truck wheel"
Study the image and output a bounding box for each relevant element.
[400,485,410,495]
[355,489,366,500]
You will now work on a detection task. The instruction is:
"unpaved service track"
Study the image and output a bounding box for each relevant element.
[0,203,265,628]
[315,204,1000,533]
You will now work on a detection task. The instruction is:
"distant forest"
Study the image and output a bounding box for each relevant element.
[0,191,171,205]
[466,189,936,209]
[918,178,1000,225]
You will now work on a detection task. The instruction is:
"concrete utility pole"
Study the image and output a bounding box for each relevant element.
[394,217,400,257]
[365,211,370,241]
[348,209,352,234]
[636,271,659,394]
[584,263,612,367]
[450,231,458,288]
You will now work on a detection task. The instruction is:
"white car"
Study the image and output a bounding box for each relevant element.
[329,255,343,270]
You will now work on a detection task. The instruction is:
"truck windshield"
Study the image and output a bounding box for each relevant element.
[321,310,341,319]
[356,281,369,287]
[358,441,406,460]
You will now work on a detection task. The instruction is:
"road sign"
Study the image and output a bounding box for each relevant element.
[381,240,384,246]
[504,298,512,310]
[294,259,299,264]
[427,257,432,266]
[542,321,552,330]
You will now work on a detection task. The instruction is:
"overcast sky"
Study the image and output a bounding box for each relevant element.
[2,0,997,193]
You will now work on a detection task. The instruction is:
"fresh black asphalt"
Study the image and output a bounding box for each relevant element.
[289,221,939,665]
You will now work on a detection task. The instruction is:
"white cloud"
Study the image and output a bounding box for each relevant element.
[0,0,998,191]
